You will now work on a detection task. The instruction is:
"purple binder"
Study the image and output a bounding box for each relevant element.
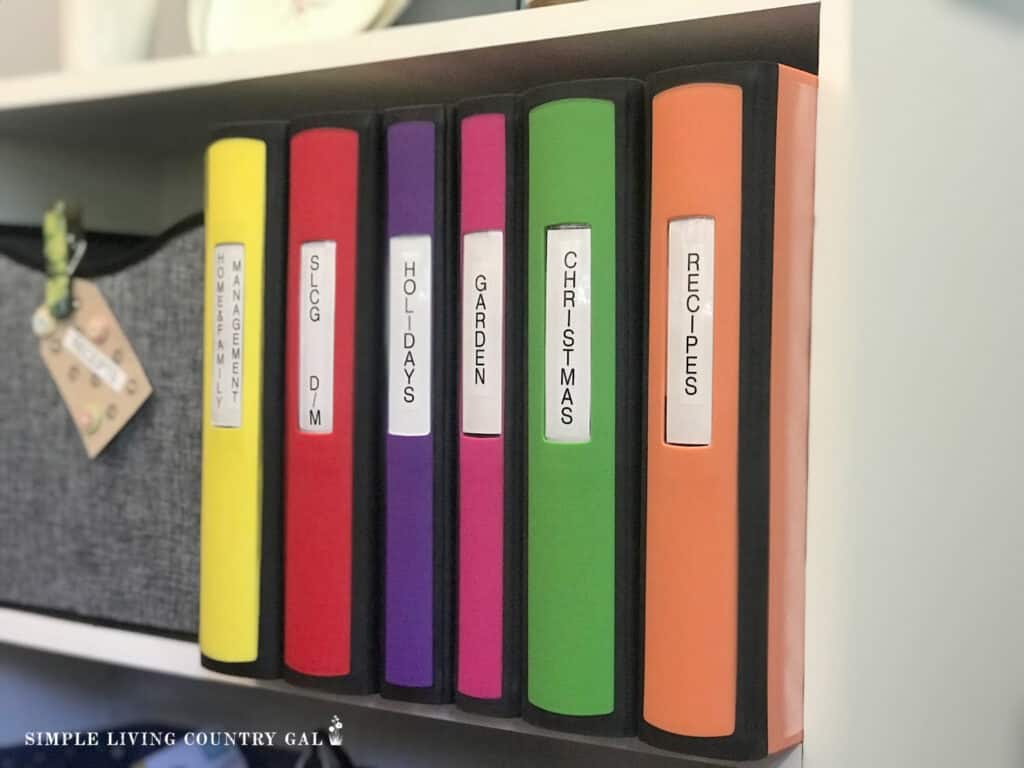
[381,107,454,703]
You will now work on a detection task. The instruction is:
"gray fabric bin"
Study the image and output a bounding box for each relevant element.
[0,221,204,635]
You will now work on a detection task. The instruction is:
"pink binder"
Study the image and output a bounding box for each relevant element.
[455,94,522,717]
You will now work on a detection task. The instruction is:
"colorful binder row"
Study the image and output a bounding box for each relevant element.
[199,61,817,760]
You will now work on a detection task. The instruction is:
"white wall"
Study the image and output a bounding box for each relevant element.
[0,0,60,76]
[0,0,190,76]
[805,1,1024,766]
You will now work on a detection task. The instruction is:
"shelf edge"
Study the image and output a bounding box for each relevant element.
[0,0,817,113]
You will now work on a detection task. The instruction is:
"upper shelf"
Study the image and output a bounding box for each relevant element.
[0,0,819,152]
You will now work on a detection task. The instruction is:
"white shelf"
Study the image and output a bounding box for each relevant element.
[0,607,800,767]
[0,0,818,151]
[0,0,818,232]
[0,4,817,764]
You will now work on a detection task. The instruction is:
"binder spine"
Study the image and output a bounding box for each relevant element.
[200,121,287,679]
[454,95,523,717]
[381,106,455,703]
[283,112,381,693]
[640,62,815,760]
[521,79,645,736]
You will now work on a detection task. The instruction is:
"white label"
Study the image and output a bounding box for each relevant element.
[211,243,244,428]
[462,231,504,436]
[62,326,127,393]
[299,240,336,433]
[666,217,715,445]
[388,234,432,437]
[545,226,592,443]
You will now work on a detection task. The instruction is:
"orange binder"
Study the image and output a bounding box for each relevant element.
[641,62,817,760]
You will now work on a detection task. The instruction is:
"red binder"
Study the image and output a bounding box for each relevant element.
[283,112,381,692]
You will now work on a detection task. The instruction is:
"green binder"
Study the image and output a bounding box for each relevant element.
[523,78,645,736]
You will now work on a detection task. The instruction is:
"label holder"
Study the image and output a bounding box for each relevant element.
[298,240,337,434]
[461,230,504,437]
[665,216,715,446]
[544,224,592,444]
[387,233,433,438]
[211,242,245,429]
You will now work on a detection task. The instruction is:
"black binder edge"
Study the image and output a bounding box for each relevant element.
[280,111,382,695]
[201,120,288,680]
[636,61,781,761]
[518,77,646,737]
[378,105,456,705]
[451,93,524,719]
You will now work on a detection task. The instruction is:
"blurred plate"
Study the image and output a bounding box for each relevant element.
[189,0,410,54]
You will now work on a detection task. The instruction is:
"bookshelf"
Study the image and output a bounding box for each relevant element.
[3,0,1022,766]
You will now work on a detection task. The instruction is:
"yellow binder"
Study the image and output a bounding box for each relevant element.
[200,123,286,677]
